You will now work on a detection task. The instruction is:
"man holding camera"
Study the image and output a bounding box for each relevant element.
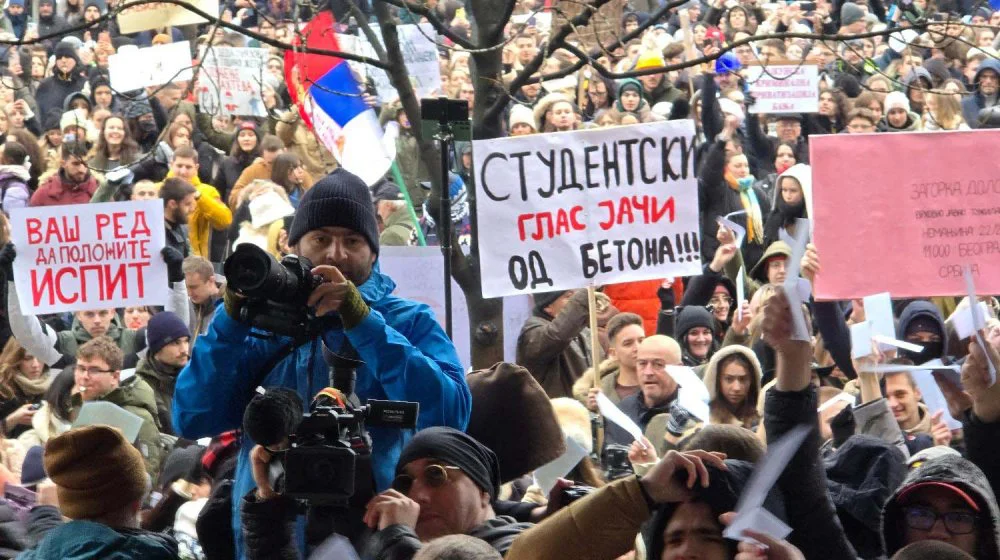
[172,169,471,557]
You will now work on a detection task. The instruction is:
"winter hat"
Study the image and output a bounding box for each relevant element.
[6,0,25,9]
[533,289,571,313]
[508,103,535,131]
[248,190,294,229]
[287,168,380,255]
[465,362,566,483]
[121,90,153,119]
[157,444,205,489]
[59,108,87,132]
[904,316,942,338]
[83,0,106,12]
[841,2,865,26]
[370,178,403,204]
[532,92,574,131]
[675,305,716,338]
[44,425,148,520]
[20,445,46,487]
[834,73,862,98]
[53,40,78,61]
[42,110,61,132]
[634,50,666,72]
[884,91,911,113]
[749,240,792,283]
[717,97,745,127]
[145,311,191,357]
[397,427,501,500]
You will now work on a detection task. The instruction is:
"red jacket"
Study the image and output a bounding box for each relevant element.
[604,280,665,335]
[30,171,98,207]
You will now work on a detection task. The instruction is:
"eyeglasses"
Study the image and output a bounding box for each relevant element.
[74,365,115,376]
[709,295,733,305]
[391,464,462,495]
[903,506,978,535]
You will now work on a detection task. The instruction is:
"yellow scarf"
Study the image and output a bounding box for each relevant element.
[724,171,764,243]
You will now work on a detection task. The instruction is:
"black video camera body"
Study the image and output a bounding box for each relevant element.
[271,390,420,506]
[223,244,325,337]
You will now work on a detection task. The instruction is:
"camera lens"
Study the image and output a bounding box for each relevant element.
[307,458,338,485]
[223,244,274,295]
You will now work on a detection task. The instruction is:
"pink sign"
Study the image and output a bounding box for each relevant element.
[811,130,1000,300]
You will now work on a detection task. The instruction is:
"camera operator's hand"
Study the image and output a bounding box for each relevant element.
[364,489,420,531]
[309,266,370,329]
[250,445,277,501]
[640,450,727,505]
[161,247,185,284]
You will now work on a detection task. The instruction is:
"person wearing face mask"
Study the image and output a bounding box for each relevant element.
[897,301,949,365]
[122,91,162,153]
[763,163,811,247]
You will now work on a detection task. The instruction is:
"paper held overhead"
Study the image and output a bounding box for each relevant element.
[963,265,997,386]
[596,392,647,450]
[779,218,811,341]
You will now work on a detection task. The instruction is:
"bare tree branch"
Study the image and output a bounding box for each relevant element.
[379,0,478,50]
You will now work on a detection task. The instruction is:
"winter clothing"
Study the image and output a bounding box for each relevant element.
[228,159,314,210]
[397,426,500,500]
[572,359,633,406]
[67,376,163,478]
[173,259,470,558]
[0,166,30,216]
[602,388,677,455]
[516,289,597,398]
[188,175,231,258]
[43,425,147,520]
[603,281,662,335]
[29,170,98,207]
[275,111,337,180]
[379,206,416,247]
[763,164,810,247]
[134,356,182,436]
[367,516,533,560]
[702,345,762,428]
[962,59,1000,128]
[17,521,178,559]
[286,169,373,250]
[882,455,1000,559]
[674,305,718,368]
[145,312,190,357]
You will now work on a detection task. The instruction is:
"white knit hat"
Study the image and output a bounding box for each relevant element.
[248,190,295,229]
[508,103,536,131]
[884,91,911,113]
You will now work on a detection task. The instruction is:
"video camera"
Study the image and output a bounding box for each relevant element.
[223,244,327,337]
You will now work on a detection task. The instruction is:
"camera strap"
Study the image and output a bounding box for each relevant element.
[249,332,320,393]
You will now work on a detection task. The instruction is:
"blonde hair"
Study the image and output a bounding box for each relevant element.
[0,338,32,400]
[928,89,965,130]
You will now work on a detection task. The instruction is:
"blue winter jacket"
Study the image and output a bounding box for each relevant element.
[16,521,178,559]
[171,262,471,558]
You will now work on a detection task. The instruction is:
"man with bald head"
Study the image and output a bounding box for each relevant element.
[604,335,690,455]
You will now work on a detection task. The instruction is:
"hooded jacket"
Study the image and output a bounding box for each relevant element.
[0,165,30,215]
[54,315,139,367]
[896,300,949,362]
[173,262,470,559]
[703,345,762,428]
[70,375,163,477]
[962,58,1000,128]
[135,356,181,436]
[17,520,177,560]
[882,455,1000,559]
[763,163,810,247]
[603,280,662,335]
[882,110,923,132]
[34,45,85,119]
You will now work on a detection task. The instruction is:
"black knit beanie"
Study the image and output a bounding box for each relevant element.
[397,427,501,501]
[675,305,716,338]
[287,168,380,256]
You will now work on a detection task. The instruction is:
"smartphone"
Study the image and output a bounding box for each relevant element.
[799,2,816,11]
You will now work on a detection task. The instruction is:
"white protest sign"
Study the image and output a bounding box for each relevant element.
[533,435,589,495]
[863,292,896,351]
[117,0,218,34]
[108,42,193,92]
[850,320,874,359]
[353,23,443,103]
[197,47,270,117]
[963,266,996,385]
[745,64,819,114]
[378,247,531,370]
[10,201,167,315]
[473,120,701,298]
[949,301,993,340]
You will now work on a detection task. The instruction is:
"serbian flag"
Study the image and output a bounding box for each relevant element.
[285,11,392,185]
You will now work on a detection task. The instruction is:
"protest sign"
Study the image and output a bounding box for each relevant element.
[473,120,701,299]
[117,0,218,34]
[811,130,1000,299]
[353,24,443,103]
[744,64,819,114]
[108,42,193,92]
[9,201,167,315]
[197,47,270,117]
[378,247,530,370]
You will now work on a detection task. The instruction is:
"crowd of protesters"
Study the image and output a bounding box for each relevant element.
[0,0,987,558]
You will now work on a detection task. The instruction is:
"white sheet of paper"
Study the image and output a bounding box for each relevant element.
[736,267,746,323]
[723,505,792,544]
[817,391,856,413]
[872,335,923,353]
[949,302,992,340]
[862,292,895,351]
[678,387,711,423]
[597,392,646,448]
[963,266,997,385]
[533,436,590,495]
[923,358,964,388]
[72,401,143,443]
[716,216,747,248]
[666,365,711,403]
[309,534,361,560]
[779,219,811,341]
[911,369,963,430]
[850,320,874,359]
[724,425,810,543]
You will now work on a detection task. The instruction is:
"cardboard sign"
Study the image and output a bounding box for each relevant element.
[811,130,1000,300]
[10,201,167,314]
[108,42,193,92]
[745,64,819,114]
[352,23,443,103]
[473,120,701,298]
[117,0,218,34]
[197,47,270,117]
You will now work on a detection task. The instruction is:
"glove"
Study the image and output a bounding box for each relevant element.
[339,282,371,330]
[0,243,15,282]
[161,247,184,283]
[222,286,246,322]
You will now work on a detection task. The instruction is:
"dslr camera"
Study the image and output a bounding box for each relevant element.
[223,244,326,337]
